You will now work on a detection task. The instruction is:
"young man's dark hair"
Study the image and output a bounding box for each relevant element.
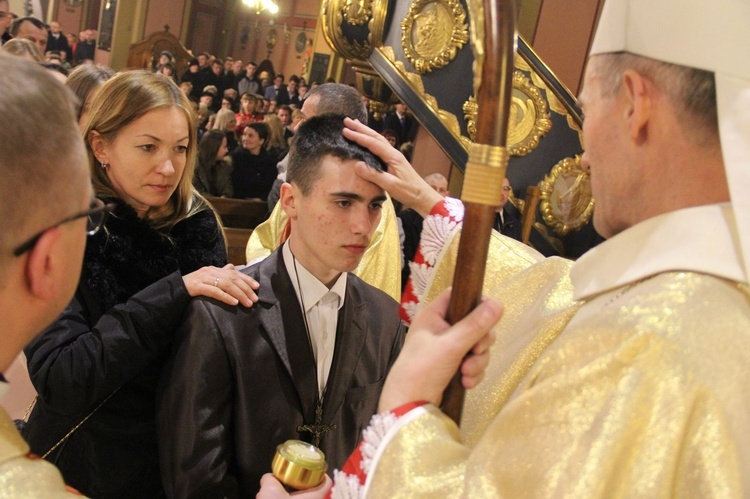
[288,114,384,194]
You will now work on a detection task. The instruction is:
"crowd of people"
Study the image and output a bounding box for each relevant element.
[2,0,749,497]
[0,4,416,209]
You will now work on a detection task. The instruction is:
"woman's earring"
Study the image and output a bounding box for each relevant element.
[101,162,109,170]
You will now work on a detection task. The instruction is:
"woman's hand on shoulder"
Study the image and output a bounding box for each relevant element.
[183,264,259,307]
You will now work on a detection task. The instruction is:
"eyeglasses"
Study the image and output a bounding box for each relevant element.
[12,197,115,257]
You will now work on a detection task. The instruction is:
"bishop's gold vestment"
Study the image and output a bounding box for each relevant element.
[352,202,750,497]
[0,383,82,497]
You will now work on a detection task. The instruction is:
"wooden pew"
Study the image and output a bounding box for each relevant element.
[223,227,254,266]
[205,196,268,229]
[204,197,268,266]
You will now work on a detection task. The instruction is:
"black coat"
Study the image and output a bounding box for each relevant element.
[46,33,72,62]
[383,112,417,146]
[24,200,227,498]
[494,204,522,242]
[230,147,277,201]
[157,247,406,497]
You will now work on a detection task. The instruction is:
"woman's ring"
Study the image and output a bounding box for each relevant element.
[213,277,220,288]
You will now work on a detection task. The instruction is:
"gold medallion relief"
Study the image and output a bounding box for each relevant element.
[401,0,469,74]
[463,71,552,156]
[539,155,594,235]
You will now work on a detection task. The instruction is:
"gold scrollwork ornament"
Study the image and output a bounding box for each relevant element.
[321,0,373,61]
[267,29,277,50]
[342,0,373,26]
[538,155,594,236]
[401,0,469,74]
[463,71,552,156]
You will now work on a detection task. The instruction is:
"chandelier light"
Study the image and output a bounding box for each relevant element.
[243,0,280,15]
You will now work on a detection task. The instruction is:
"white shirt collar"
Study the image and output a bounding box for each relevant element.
[282,242,347,311]
[571,203,747,301]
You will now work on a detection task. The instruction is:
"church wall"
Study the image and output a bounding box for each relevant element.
[531,0,604,94]
[143,0,188,40]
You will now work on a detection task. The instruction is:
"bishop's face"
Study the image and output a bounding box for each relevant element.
[579,56,639,239]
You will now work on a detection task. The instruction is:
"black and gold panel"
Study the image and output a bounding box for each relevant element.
[321,0,603,257]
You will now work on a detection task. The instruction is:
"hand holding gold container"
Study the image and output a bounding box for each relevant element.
[271,440,328,490]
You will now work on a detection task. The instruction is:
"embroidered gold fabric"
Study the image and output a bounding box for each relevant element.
[245,198,402,302]
[370,232,750,496]
[0,407,80,497]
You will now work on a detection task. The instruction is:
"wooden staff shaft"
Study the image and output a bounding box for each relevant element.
[440,0,517,425]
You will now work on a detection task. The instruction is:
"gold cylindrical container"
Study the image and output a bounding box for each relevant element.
[271,440,328,490]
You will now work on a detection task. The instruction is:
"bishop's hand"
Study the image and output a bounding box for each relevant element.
[378,288,501,413]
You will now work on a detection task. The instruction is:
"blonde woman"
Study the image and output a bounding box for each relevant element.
[23,70,258,498]
[212,107,239,152]
[263,113,288,162]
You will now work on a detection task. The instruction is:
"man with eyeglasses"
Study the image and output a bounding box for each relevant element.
[0,54,104,494]
[492,178,522,241]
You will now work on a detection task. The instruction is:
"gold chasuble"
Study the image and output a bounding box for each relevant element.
[332,200,750,497]
[0,385,83,497]
[245,197,402,302]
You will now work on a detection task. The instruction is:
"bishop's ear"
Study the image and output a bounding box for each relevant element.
[620,69,652,144]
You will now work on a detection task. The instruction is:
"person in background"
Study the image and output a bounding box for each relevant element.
[1,37,42,61]
[65,32,77,54]
[212,108,239,152]
[380,128,397,148]
[276,104,294,142]
[264,73,290,104]
[237,61,261,97]
[298,83,309,103]
[230,122,277,201]
[65,63,115,131]
[154,50,173,72]
[181,58,202,100]
[73,29,95,65]
[235,92,264,137]
[23,70,258,498]
[193,129,233,198]
[263,113,289,162]
[45,21,71,62]
[383,101,416,148]
[158,62,177,82]
[9,16,47,55]
[493,178,522,241]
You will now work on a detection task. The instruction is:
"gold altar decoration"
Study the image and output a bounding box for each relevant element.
[538,155,594,236]
[462,71,552,157]
[321,0,388,62]
[267,29,277,50]
[343,0,373,26]
[401,0,470,74]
